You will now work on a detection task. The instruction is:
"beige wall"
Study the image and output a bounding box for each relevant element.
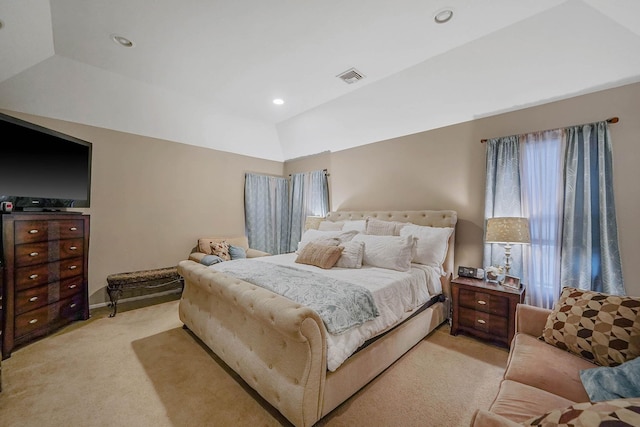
[3,81,638,304]
[1,110,283,304]
[285,82,640,297]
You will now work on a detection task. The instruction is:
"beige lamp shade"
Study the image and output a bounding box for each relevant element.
[485,217,530,244]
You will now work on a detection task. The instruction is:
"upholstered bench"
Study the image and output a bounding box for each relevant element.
[106,266,183,317]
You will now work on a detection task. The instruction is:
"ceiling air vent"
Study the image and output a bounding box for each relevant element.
[337,68,365,84]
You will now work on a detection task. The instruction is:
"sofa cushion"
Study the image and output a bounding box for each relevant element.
[504,333,594,403]
[488,380,576,424]
[522,397,640,426]
[210,241,231,261]
[540,286,640,367]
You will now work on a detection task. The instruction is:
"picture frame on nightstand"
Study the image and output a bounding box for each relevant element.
[503,275,521,289]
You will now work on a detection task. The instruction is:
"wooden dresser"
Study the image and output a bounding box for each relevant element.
[450,276,525,348]
[1,213,90,358]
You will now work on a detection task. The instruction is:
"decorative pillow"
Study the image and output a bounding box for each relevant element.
[335,240,365,269]
[228,245,247,260]
[297,229,358,253]
[200,255,224,266]
[365,217,405,236]
[295,243,344,269]
[210,241,231,261]
[580,356,640,402]
[522,398,640,426]
[540,287,640,367]
[318,221,344,231]
[399,224,453,268]
[352,234,415,272]
[342,220,367,233]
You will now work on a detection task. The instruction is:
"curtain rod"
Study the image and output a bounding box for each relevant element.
[480,117,619,144]
[288,168,329,177]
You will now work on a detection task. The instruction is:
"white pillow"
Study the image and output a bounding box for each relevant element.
[318,221,344,231]
[342,220,367,233]
[297,229,358,253]
[399,224,453,267]
[365,217,405,236]
[352,234,415,272]
[335,240,365,269]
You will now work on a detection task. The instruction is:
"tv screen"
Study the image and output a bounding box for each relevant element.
[0,113,92,210]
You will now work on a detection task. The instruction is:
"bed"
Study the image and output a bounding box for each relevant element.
[178,210,457,426]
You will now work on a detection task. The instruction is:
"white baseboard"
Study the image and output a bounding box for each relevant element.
[89,288,181,310]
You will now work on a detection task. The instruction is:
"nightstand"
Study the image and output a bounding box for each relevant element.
[450,276,525,348]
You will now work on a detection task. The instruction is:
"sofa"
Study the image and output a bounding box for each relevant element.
[471,287,640,426]
[188,236,270,264]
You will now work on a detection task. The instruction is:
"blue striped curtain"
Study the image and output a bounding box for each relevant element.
[244,173,290,255]
[288,170,329,252]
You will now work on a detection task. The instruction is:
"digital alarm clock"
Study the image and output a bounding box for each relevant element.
[458,266,484,279]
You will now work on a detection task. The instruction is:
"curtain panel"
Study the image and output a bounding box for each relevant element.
[288,170,329,252]
[244,173,290,255]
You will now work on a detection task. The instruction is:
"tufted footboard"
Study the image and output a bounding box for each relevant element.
[178,260,327,427]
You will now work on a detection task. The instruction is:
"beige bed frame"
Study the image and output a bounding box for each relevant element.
[178,210,457,426]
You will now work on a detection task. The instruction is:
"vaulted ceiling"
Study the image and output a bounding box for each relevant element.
[1,0,639,161]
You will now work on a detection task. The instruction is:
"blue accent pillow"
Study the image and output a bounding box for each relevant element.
[229,245,247,260]
[200,255,224,266]
[580,357,640,402]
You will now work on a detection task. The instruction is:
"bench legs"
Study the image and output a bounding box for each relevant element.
[106,285,123,318]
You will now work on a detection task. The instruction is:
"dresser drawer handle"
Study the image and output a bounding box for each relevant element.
[70,227,78,231]
[29,296,38,302]
[70,303,77,308]
[477,319,486,325]
[29,319,38,324]
[30,252,39,257]
[69,246,78,251]
[69,265,78,270]
[29,274,39,279]
[477,300,487,305]
[69,284,77,289]
[29,229,39,234]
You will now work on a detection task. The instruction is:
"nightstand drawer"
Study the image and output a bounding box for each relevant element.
[459,289,509,317]
[458,307,508,338]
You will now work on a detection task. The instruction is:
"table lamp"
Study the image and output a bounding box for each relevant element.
[485,217,530,274]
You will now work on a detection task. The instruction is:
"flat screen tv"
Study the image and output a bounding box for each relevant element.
[0,112,92,211]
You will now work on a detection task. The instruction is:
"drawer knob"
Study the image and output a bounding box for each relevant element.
[477,300,487,305]
[70,303,77,308]
[70,227,78,231]
[29,296,38,302]
[69,265,78,270]
[69,284,77,289]
[69,246,78,250]
[29,319,38,324]
[29,274,38,279]
[477,319,486,325]
[29,229,39,234]
[29,252,39,257]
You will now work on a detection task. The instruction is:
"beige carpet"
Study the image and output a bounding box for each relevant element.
[0,298,508,427]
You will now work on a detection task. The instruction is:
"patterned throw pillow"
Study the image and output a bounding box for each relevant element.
[540,287,640,367]
[522,398,640,426]
[210,241,231,261]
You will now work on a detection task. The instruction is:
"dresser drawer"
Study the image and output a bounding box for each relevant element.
[15,304,50,338]
[59,238,84,260]
[458,307,509,338]
[14,219,85,245]
[59,257,83,280]
[15,263,53,290]
[14,221,50,244]
[59,276,83,300]
[15,242,50,267]
[459,288,509,317]
[15,285,50,315]
[59,293,84,320]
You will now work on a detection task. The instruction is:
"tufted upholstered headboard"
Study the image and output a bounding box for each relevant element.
[323,210,458,300]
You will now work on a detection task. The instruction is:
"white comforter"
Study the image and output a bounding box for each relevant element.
[213,253,442,372]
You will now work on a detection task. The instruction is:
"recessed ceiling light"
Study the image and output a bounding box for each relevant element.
[273,98,284,105]
[110,34,135,48]
[434,9,453,24]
